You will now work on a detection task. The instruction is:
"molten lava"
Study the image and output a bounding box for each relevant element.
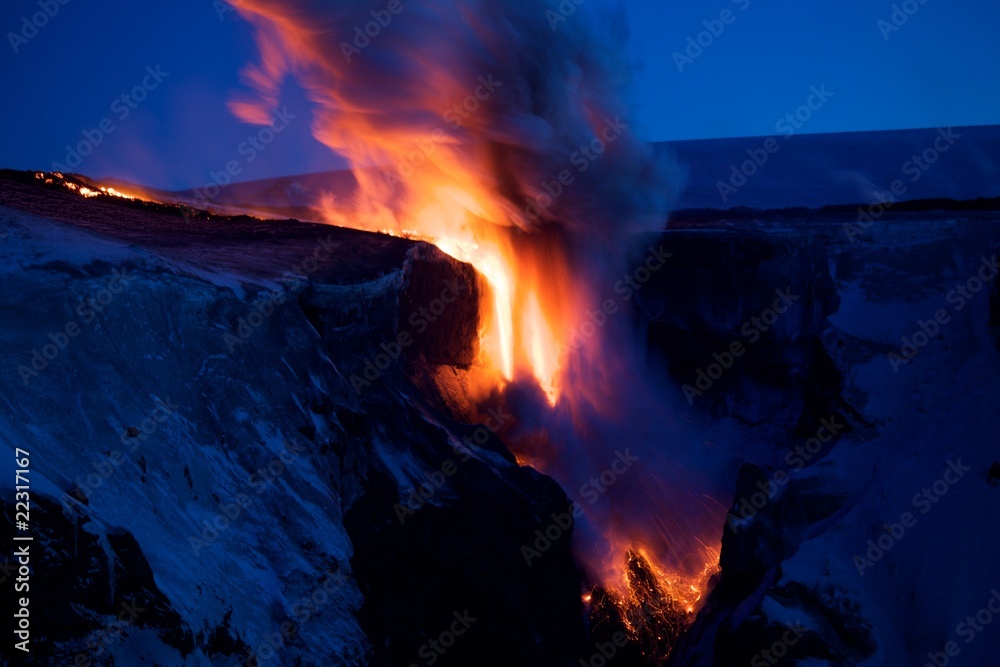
[230,0,725,657]
[319,192,579,406]
[35,172,138,201]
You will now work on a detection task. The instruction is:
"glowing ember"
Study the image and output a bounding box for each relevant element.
[102,186,136,199]
[34,171,138,201]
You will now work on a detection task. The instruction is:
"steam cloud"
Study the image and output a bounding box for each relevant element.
[231,0,722,602]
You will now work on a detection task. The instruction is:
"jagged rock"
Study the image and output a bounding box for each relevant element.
[636,229,843,426]
[0,186,584,666]
[399,242,480,367]
[0,496,195,663]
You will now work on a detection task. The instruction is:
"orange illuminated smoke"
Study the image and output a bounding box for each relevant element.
[321,195,579,406]
[231,0,724,653]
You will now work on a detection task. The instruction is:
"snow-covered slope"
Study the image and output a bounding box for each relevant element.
[0,203,582,666]
[659,214,1000,666]
[2,170,998,667]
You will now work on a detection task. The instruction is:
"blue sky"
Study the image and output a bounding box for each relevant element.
[623,0,1000,141]
[2,0,998,189]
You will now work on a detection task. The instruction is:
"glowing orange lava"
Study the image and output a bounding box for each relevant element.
[319,191,576,406]
[35,172,138,201]
[230,0,723,651]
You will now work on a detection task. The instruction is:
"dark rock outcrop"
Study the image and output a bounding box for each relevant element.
[637,229,844,427]
[0,177,585,666]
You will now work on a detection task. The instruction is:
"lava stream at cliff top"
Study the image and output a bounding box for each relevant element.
[228,0,727,657]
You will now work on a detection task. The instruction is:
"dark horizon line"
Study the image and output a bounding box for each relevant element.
[9,122,998,195]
